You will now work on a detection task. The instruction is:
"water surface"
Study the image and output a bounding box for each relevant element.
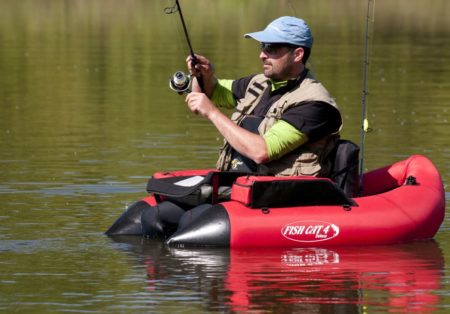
[0,0,449,313]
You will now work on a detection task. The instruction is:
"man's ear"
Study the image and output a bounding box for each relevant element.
[294,47,305,63]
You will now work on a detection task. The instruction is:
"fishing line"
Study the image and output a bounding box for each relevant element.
[286,0,316,73]
[164,0,196,60]
[166,5,186,63]
[287,0,298,16]
[165,0,204,93]
[358,0,375,196]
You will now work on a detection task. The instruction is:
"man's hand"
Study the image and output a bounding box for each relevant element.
[185,92,218,118]
[186,54,214,78]
[186,54,216,96]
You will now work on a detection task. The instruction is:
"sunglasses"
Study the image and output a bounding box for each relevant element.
[259,43,300,54]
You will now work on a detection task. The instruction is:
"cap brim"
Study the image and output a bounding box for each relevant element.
[244,31,286,43]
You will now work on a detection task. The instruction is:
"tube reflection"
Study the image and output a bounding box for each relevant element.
[108,237,443,313]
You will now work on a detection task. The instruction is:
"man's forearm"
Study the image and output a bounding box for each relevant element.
[192,75,217,98]
[207,108,269,164]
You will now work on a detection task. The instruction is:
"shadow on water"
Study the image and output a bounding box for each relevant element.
[108,236,444,313]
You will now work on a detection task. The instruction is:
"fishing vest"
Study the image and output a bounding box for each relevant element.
[216,72,342,177]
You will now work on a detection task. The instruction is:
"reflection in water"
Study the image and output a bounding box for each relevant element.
[109,237,444,313]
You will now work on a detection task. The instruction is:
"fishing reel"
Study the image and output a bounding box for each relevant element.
[169,71,191,94]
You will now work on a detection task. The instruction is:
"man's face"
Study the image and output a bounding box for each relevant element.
[259,43,303,81]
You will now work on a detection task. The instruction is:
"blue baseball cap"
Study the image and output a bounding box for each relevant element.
[244,16,313,48]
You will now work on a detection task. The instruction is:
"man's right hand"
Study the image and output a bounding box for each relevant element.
[186,54,214,78]
[186,54,216,96]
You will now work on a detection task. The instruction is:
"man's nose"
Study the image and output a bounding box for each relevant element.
[259,51,267,60]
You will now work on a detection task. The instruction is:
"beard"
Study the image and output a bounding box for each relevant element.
[262,61,295,81]
[263,62,274,78]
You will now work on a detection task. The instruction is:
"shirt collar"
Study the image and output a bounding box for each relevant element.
[269,68,309,92]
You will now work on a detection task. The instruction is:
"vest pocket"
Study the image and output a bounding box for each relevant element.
[292,152,321,177]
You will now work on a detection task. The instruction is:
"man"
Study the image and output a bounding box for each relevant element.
[185,16,342,177]
[106,16,345,239]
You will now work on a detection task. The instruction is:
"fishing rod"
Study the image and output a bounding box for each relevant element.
[358,0,375,196]
[165,0,204,94]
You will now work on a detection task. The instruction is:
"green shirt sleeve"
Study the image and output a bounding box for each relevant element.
[211,79,308,161]
[210,79,236,109]
[263,120,309,161]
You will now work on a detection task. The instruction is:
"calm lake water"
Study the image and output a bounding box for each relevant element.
[1,0,449,313]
